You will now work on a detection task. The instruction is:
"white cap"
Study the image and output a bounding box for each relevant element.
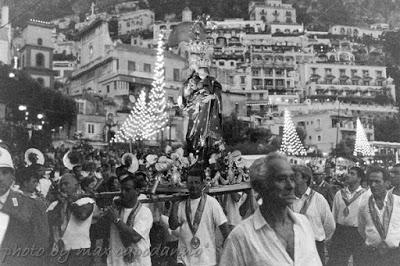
[0,147,14,169]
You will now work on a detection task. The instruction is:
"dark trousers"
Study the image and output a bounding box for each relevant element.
[359,246,400,266]
[316,240,325,265]
[327,224,363,266]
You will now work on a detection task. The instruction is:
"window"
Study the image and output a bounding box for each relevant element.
[78,102,84,113]
[106,85,110,93]
[87,124,95,134]
[89,44,93,57]
[127,22,130,27]
[311,68,317,74]
[259,93,264,99]
[128,61,136,72]
[363,80,370,86]
[363,70,369,77]
[230,61,235,67]
[144,63,151,72]
[173,68,180,81]
[37,38,43,45]
[37,77,44,86]
[316,119,321,128]
[252,68,260,76]
[376,70,382,77]
[264,68,273,76]
[351,69,357,76]
[325,68,332,75]
[279,126,284,136]
[275,69,284,76]
[219,61,225,66]
[339,69,346,76]
[241,76,246,84]
[36,53,44,67]
[318,135,321,141]
[309,136,312,140]
[235,103,239,113]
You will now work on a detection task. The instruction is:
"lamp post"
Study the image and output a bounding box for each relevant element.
[167,102,175,146]
[334,98,341,176]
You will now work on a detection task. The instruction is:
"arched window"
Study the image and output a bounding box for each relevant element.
[36,53,44,67]
[37,77,44,86]
[37,38,43,45]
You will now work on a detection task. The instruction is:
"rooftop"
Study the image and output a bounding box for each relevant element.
[115,43,186,61]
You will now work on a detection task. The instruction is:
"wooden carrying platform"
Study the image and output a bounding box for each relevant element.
[139,183,252,203]
[91,183,252,203]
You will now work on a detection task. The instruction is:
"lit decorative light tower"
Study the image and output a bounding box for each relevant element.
[353,118,375,157]
[114,89,152,142]
[148,31,168,138]
[280,109,307,156]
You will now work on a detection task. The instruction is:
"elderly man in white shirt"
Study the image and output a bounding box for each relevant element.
[219,152,321,266]
[292,165,335,265]
[328,166,370,266]
[358,167,400,266]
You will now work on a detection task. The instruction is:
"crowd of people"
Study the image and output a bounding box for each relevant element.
[0,143,399,266]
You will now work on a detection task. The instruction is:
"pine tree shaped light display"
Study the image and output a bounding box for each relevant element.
[147,31,168,137]
[114,89,152,142]
[280,109,307,156]
[353,118,375,157]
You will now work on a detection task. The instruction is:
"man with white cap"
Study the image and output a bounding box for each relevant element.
[0,147,50,265]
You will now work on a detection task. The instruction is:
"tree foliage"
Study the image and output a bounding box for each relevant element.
[0,64,76,130]
[222,114,278,155]
[374,115,400,142]
[331,137,356,159]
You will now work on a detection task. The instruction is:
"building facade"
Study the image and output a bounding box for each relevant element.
[117,9,154,35]
[18,20,55,88]
[0,4,11,64]
[249,0,296,24]
[299,62,396,108]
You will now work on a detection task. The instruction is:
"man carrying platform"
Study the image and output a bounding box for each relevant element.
[169,165,231,266]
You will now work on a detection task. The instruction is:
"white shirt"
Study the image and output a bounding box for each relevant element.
[175,195,227,266]
[219,208,322,266]
[48,197,95,250]
[0,190,10,247]
[332,186,371,227]
[292,188,336,241]
[37,178,52,198]
[107,205,153,266]
[358,193,400,248]
[224,193,242,226]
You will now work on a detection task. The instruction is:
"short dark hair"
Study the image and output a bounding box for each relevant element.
[16,167,40,185]
[292,165,313,186]
[367,166,390,182]
[349,166,365,180]
[120,172,146,190]
[187,164,205,181]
